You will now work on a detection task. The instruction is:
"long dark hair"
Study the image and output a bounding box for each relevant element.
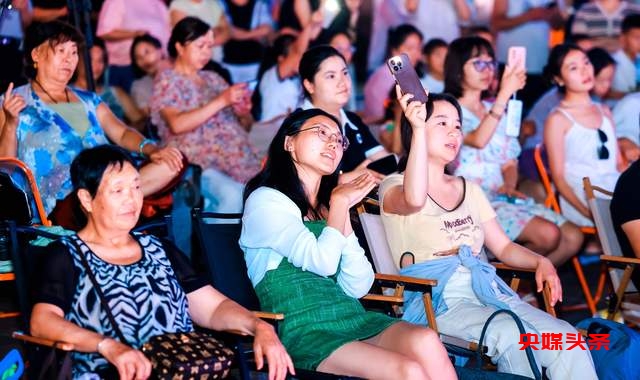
[542,43,583,93]
[443,36,494,98]
[299,45,346,99]
[244,108,342,220]
[398,93,462,172]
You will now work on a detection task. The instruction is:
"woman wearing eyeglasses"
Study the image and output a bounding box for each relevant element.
[543,43,622,227]
[240,108,456,379]
[448,37,583,267]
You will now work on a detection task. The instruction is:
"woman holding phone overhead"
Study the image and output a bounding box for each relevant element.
[151,17,260,213]
[379,88,598,379]
[299,45,393,182]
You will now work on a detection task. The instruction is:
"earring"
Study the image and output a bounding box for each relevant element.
[33,62,38,69]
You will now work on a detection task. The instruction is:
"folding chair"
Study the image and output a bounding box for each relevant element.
[583,177,640,326]
[0,158,52,320]
[0,157,52,227]
[533,144,607,315]
[356,199,556,324]
[2,221,73,379]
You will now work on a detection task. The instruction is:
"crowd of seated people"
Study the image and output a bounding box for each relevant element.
[3,0,640,378]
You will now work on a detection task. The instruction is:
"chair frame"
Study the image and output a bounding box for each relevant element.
[0,158,52,318]
[583,176,640,325]
[534,144,607,315]
[0,157,52,227]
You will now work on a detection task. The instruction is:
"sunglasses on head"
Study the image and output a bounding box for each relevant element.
[597,128,609,160]
[471,59,497,73]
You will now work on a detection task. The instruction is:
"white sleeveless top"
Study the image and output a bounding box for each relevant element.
[555,105,620,226]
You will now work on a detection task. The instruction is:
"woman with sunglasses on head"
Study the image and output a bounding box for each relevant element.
[448,37,584,267]
[299,45,391,183]
[543,43,622,227]
[240,108,456,379]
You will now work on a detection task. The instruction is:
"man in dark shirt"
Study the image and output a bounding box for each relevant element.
[610,159,640,289]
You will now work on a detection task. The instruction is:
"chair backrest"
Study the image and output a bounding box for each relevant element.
[583,177,637,292]
[356,204,399,275]
[3,221,64,329]
[191,209,261,312]
[0,158,51,226]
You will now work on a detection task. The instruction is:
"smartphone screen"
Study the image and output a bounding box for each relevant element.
[508,46,526,71]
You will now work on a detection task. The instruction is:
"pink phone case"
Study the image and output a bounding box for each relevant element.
[508,46,526,71]
[387,54,428,103]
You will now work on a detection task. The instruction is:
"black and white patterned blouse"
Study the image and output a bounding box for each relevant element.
[36,233,208,377]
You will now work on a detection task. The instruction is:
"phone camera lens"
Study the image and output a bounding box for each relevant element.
[393,66,399,71]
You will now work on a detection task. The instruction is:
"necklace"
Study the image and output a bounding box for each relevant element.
[33,78,70,104]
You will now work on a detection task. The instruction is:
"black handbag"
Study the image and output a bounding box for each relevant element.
[71,238,234,379]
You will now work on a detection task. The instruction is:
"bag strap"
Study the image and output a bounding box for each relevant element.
[68,236,128,345]
[477,309,542,380]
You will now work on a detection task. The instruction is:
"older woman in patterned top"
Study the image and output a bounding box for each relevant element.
[0,21,183,221]
[151,17,261,213]
[31,145,293,380]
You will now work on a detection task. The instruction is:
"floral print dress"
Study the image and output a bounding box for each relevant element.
[453,102,566,240]
[150,69,261,183]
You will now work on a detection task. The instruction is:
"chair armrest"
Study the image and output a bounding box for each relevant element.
[492,262,535,273]
[601,255,640,266]
[440,333,485,353]
[374,273,437,289]
[361,294,404,303]
[13,331,74,351]
[253,311,284,321]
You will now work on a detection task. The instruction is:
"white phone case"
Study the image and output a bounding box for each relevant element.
[505,99,523,138]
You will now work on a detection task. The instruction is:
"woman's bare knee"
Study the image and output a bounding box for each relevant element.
[395,358,429,380]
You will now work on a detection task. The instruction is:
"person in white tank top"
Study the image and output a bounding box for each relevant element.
[544,44,622,227]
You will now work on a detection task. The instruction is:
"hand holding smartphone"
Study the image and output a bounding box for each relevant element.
[387,53,428,104]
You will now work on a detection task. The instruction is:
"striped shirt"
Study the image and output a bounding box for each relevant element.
[571,1,640,38]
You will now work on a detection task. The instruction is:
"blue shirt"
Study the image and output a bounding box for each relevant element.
[9,84,108,214]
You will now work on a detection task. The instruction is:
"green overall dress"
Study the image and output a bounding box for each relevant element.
[254,220,398,370]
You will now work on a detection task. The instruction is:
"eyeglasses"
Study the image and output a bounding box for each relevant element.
[293,125,350,151]
[597,129,609,160]
[471,59,497,73]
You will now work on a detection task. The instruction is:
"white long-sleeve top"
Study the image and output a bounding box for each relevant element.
[240,187,374,298]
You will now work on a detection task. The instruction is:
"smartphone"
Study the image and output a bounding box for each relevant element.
[508,46,526,71]
[387,54,428,104]
[367,154,399,175]
[246,79,258,92]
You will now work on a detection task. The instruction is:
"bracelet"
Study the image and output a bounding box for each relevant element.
[488,109,503,120]
[138,138,155,156]
[96,337,109,354]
